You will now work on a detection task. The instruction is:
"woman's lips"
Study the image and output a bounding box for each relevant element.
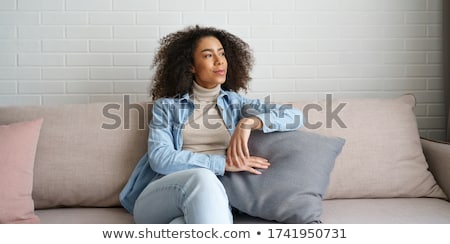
[214,69,226,75]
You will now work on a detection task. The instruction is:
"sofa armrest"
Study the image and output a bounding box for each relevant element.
[421,138,450,200]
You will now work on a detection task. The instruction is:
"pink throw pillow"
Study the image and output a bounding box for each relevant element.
[0,118,43,224]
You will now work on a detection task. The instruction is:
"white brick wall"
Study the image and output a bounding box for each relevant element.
[0,0,446,140]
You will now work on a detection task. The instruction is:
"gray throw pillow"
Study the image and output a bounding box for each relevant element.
[220,130,345,224]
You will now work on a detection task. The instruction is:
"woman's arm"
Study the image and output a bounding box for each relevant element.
[226,94,304,169]
[241,96,303,133]
[226,116,271,173]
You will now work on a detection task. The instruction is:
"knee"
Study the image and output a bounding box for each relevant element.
[186,168,221,185]
[185,168,227,196]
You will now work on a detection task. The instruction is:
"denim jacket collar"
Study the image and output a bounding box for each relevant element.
[176,88,230,104]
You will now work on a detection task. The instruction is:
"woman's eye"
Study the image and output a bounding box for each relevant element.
[204,54,212,58]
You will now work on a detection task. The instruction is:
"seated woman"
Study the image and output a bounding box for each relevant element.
[120,25,303,224]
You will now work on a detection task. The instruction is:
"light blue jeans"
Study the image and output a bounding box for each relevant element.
[133,168,233,224]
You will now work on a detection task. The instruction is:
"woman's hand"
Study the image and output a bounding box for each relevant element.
[226,117,269,174]
[225,156,270,175]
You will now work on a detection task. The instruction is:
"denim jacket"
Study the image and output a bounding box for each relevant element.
[120,89,303,213]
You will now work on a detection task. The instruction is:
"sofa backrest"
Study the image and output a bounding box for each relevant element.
[0,94,446,209]
[0,102,151,209]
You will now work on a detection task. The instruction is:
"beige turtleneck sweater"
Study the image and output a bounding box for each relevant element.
[182,82,231,155]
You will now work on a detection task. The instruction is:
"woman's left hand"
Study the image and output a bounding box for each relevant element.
[225,156,270,175]
[227,117,262,168]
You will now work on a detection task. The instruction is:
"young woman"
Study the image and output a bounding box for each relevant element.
[120,25,303,224]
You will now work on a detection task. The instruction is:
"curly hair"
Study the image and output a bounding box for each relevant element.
[150,25,254,99]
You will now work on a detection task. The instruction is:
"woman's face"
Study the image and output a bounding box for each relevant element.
[191,36,228,89]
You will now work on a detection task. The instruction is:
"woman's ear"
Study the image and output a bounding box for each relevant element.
[191,65,196,74]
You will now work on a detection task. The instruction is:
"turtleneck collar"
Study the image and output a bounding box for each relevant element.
[192,81,221,102]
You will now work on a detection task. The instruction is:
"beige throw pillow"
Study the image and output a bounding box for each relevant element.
[292,94,446,199]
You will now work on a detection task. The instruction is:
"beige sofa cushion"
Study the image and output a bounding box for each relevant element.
[35,208,134,224]
[321,198,450,224]
[292,94,446,199]
[0,103,150,209]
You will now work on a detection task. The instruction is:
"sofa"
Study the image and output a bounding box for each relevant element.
[1,94,449,224]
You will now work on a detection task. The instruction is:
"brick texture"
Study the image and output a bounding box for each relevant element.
[0,0,445,140]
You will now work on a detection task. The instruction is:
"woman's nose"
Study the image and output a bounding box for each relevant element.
[214,55,224,65]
